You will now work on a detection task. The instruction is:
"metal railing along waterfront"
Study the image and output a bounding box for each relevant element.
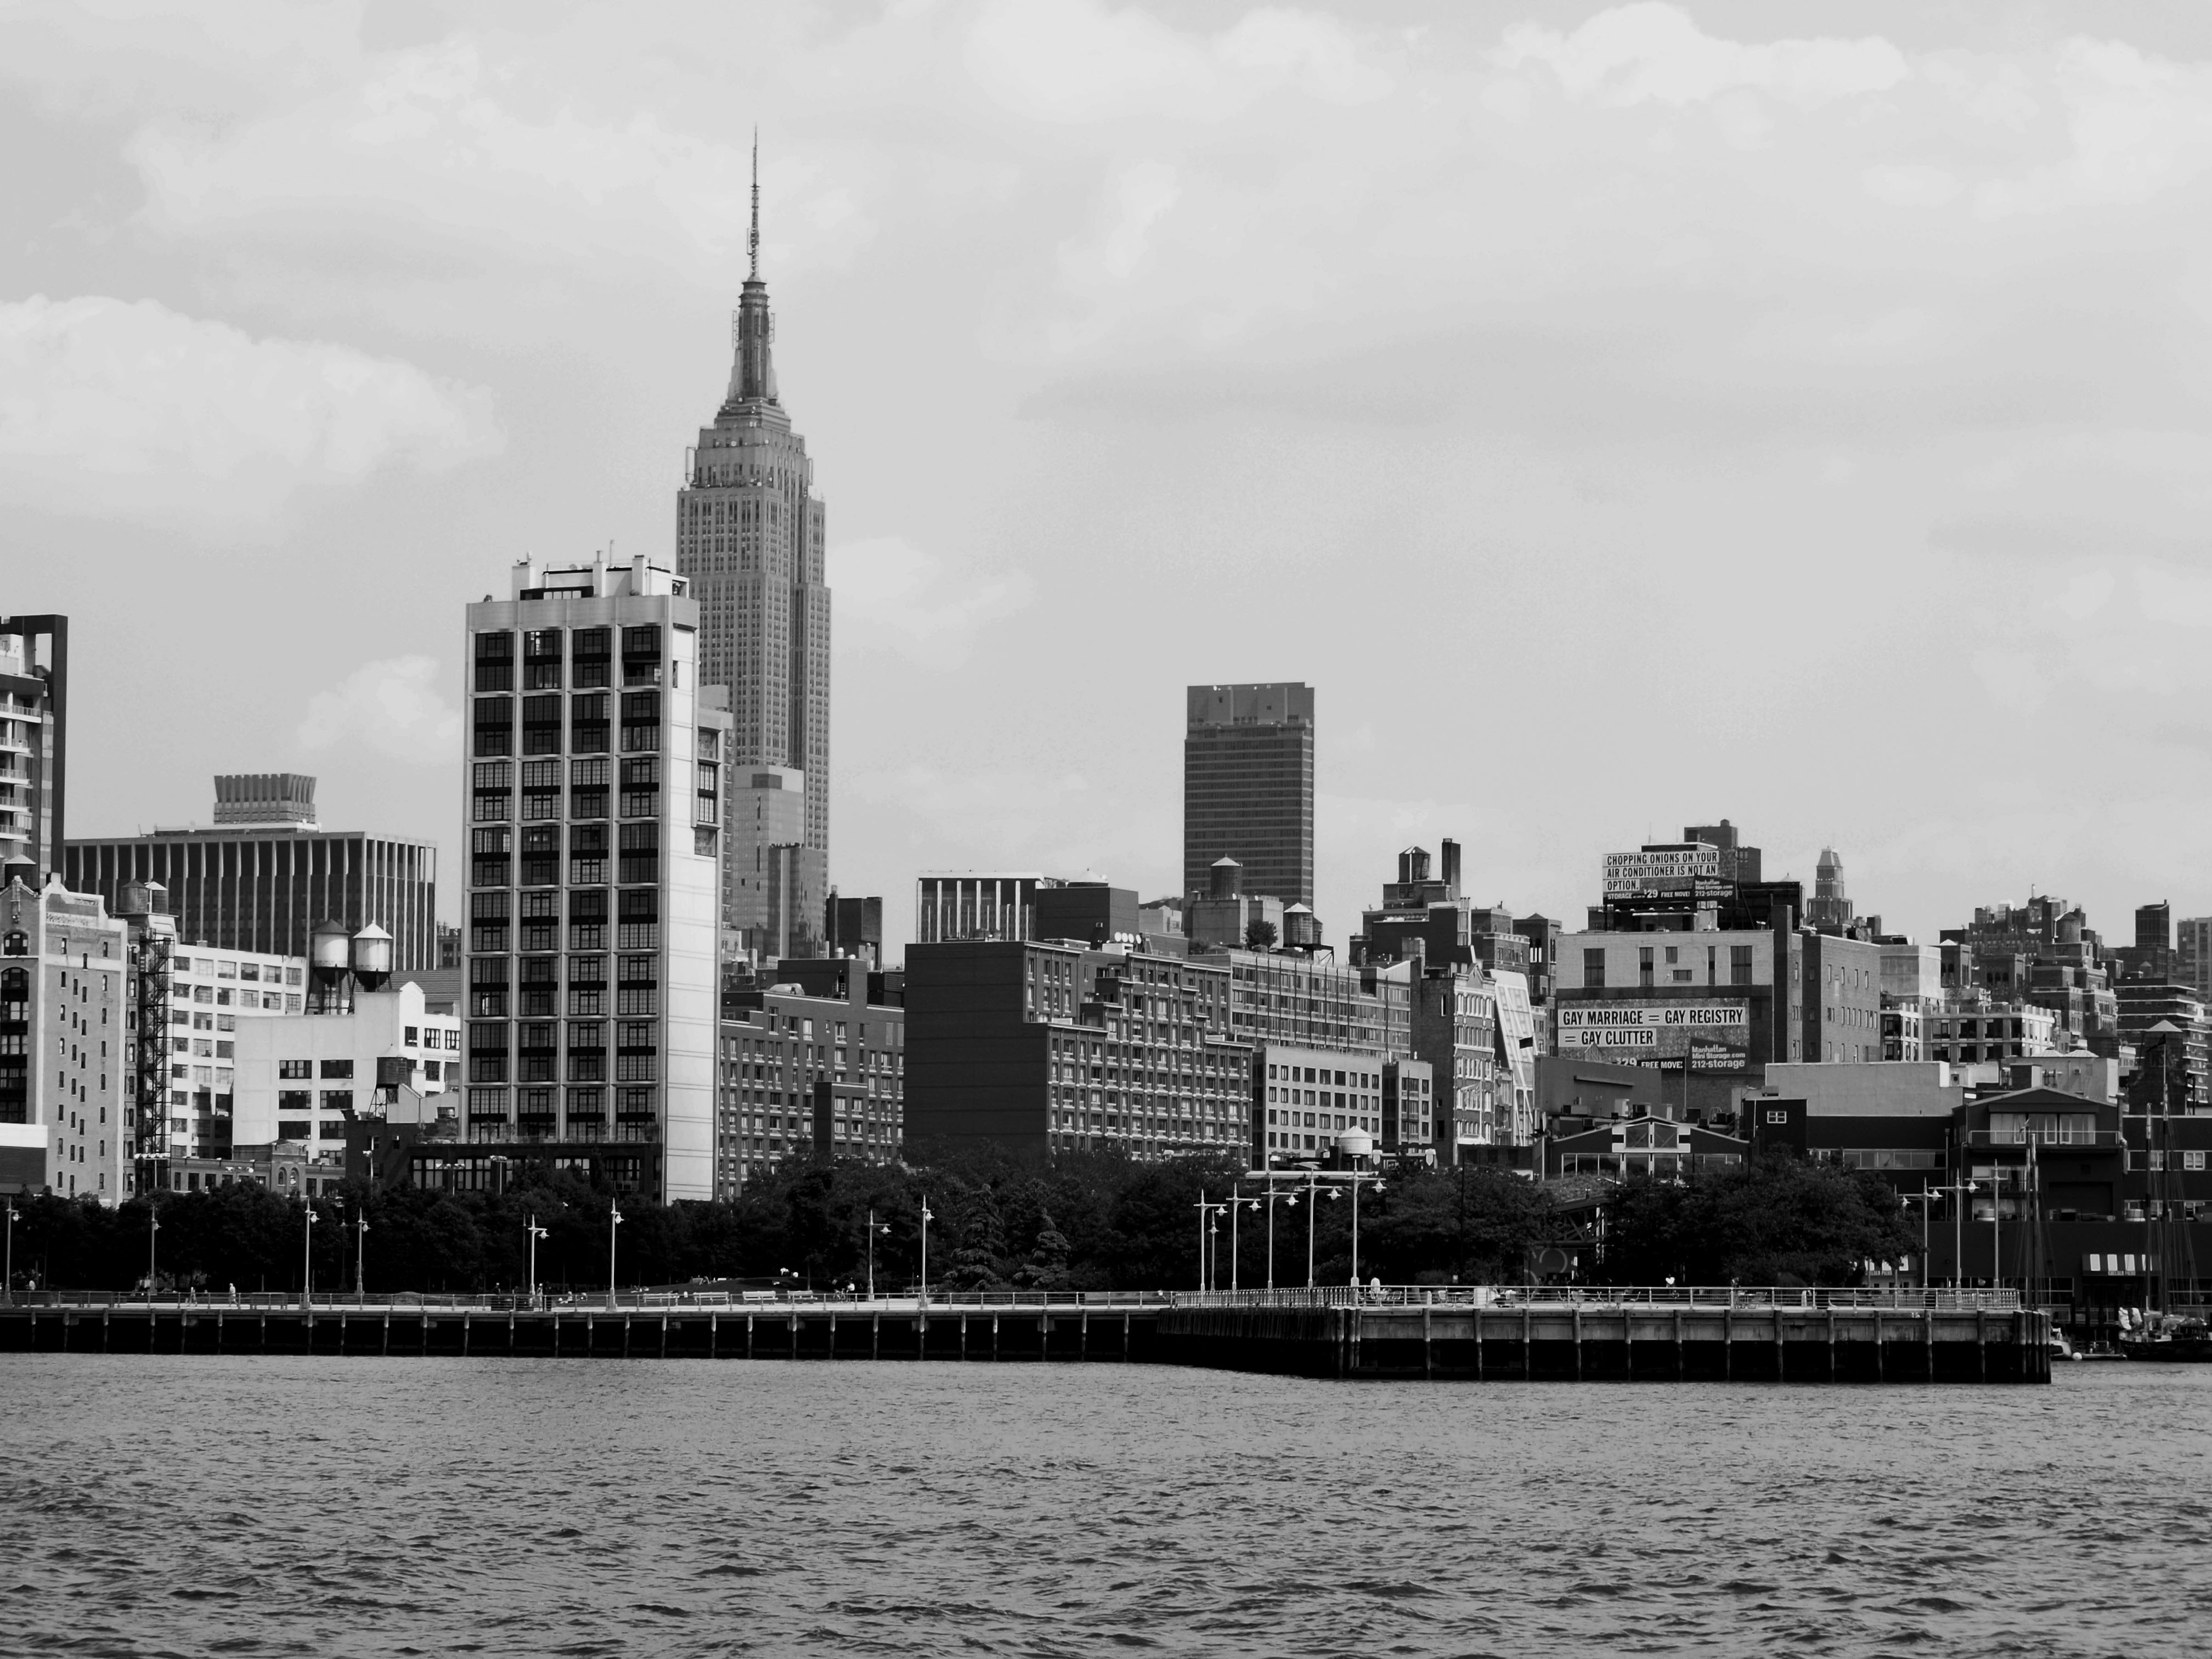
[1169,1285,2025,1312]
[4,1285,2028,1314]
[4,1286,1173,1313]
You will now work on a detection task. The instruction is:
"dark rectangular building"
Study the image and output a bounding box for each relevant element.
[823,890,883,966]
[1184,682,1313,907]
[905,939,1250,1157]
[65,829,439,971]
[1032,881,1138,945]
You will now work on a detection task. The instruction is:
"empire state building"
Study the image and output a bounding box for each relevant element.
[676,163,830,957]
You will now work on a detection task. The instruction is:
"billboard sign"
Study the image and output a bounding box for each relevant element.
[1603,845,1723,896]
[1554,1000,1752,1070]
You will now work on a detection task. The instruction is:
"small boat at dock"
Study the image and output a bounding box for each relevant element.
[2119,1314,2212,1363]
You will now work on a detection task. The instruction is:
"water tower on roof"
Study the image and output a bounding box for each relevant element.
[309,918,393,1012]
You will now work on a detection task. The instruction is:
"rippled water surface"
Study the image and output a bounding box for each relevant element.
[5,1356,2208,1657]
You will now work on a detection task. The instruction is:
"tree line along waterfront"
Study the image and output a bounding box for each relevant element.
[0,1146,1914,1299]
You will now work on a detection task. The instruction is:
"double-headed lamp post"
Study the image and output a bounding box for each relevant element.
[866,1208,890,1302]
[147,1200,160,1300]
[919,1197,934,1308]
[1281,1177,1335,1289]
[1193,1191,1228,1291]
[3,1197,16,1305]
[1943,1180,1979,1291]
[302,1203,318,1311]
[607,1201,624,1311]
[353,1207,370,1302]
[1234,1191,1259,1292]
[1901,1190,1937,1291]
[526,1215,549,1307]
[1350,1173,1384,1289]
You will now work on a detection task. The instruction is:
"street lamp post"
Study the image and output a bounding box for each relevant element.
[1192,1193,1228,1291]
[302,1203,318,1311]
[3,1198,15,1305]
[1265,1185,1279,1290]
[354,1208,369,1302]
[866,1208,891,1302]
[526,1215,548,1307]
[1196,1187,1208,1291]
[1232,1190,1257,1293]
[1993,1157,2005,1295]
[607,1201,623,1311]
[1953,1180,1978,1291]
[919,1196,934,1308]
[1310,1179,1340,1288]
[1351,1176,1384,1288]
[1901,1190,1936,1290]
[147,1200,160,1301]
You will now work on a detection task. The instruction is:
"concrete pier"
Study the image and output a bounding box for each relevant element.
[0,1289,2049,1381]
[0,1301,1164,1364]
[1154,1301,2051,1384]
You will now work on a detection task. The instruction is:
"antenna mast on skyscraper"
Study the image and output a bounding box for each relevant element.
[749,127,760,281]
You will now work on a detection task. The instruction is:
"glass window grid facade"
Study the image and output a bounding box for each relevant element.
[465,616,679,1147]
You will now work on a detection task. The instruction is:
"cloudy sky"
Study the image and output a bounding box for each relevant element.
[7,0,2212,956]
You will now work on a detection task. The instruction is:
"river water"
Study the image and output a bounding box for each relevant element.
[4,1357,2207,1657]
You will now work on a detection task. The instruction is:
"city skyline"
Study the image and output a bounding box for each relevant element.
[13,14,2212,1656]
[13,4,2212,960]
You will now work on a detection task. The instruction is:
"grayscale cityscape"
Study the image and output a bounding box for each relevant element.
[4,4,2208,1655]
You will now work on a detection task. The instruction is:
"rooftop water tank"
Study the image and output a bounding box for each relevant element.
[351,922,393,991]
[309,920,352,988]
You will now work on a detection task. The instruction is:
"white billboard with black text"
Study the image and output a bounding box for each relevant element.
[1554,1000,1752,1071]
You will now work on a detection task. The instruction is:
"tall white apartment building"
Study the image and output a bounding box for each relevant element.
[462,555,727,1202]
[0,873,126,1204]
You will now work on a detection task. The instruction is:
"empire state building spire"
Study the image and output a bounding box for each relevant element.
[727,132,777,409]
[680,131,831,969]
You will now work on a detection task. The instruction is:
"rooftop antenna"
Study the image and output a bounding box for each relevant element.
[749,127,760,281]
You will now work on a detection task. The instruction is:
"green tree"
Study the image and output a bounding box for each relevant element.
[1359,1166,1557,1284]
[1596,1150,1914,1286]
[1012,1213,1073,1291]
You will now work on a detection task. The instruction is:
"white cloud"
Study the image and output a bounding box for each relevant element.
[0,294,499,529]
[1497,3,1908,110]
[829,537,1034,670]
[297,656,461,764]
[2136,563,2212,629]
[1863,163,1962,208]
[123,37,874,286]
[1093,161,1182,281]
[965,0,1388,125]
[1976,40,2212,218]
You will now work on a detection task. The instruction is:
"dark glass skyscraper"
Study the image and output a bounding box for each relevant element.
[63,823,437,970]
[1183,683,1314,910]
